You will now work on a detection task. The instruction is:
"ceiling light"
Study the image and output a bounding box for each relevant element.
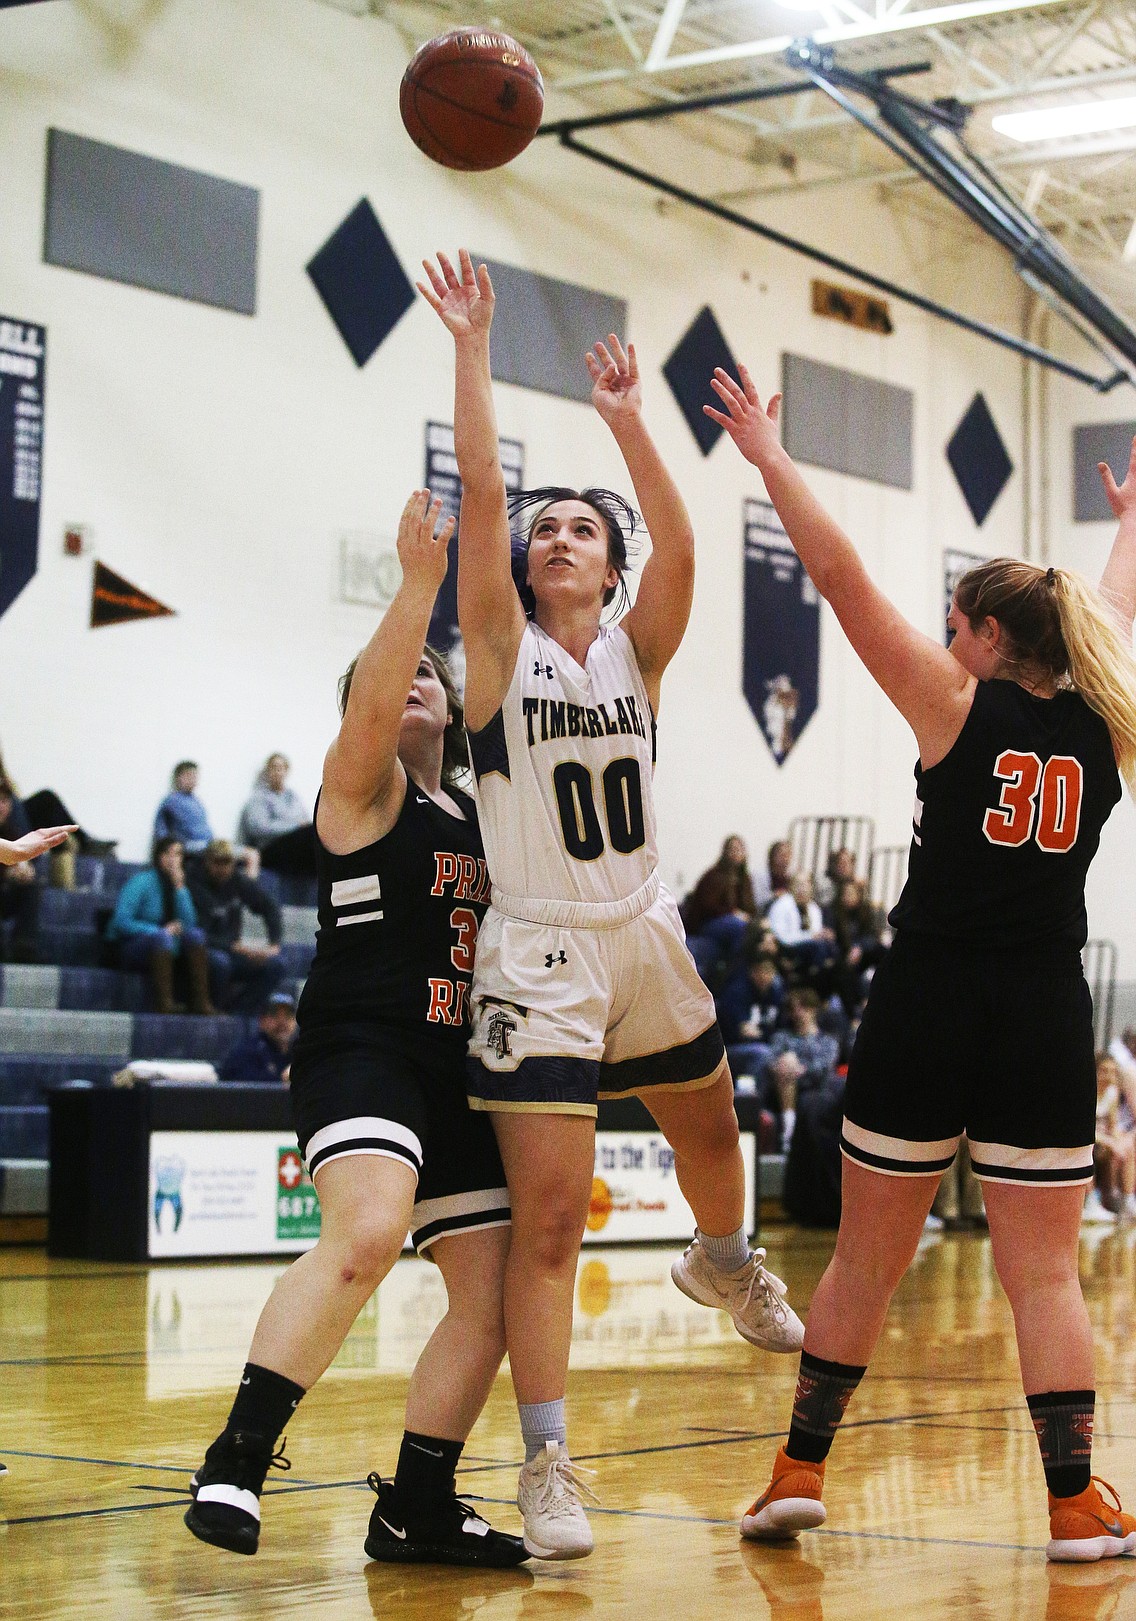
[992,96,1136,143]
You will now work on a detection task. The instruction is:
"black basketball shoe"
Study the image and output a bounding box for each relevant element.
[184,1431,291,1555]
[364,1475,529,1568]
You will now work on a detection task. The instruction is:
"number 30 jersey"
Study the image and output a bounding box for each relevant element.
[468,621,658,907]
[889,679,1121,953]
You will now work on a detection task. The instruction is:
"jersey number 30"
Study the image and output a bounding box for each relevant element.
[982,751,1083,853]
[553,758,646,862]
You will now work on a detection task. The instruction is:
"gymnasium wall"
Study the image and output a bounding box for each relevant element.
[5,1,1129,966]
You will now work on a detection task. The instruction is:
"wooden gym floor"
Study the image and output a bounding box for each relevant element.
[4,1225,1136,1619]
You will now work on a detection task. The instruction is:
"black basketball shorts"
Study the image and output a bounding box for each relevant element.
[290,1021,510,1254]
[841,936,1096,1188]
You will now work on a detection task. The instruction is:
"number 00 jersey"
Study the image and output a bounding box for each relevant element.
[889,679,1121,952]
[468,622,657,907]
[296,785,491,1042]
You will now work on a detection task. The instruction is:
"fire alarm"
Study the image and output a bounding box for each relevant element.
[63,525,89,556]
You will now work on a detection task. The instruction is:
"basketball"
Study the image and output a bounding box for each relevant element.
[399,28,544,172]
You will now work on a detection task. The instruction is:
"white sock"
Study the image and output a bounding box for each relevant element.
[781,1108,796,1151]
[697,1224,750,1273]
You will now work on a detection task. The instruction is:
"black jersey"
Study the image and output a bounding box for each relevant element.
[296,783,491,1042]
[889,679,1121,953]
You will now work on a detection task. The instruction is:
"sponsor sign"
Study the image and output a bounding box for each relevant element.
[148,1131,322,1258]
[584,1131,756,1244]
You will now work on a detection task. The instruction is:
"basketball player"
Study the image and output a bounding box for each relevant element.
[709,369,1136,1563]
[0,819,75,1482]
[184,490,526,1567]
[419,250,804,1561]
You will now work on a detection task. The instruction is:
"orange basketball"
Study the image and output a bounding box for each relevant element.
[399,29,544,172]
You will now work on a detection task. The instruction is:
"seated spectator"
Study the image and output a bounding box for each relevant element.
[752,837,793,913]
[814,846,857,908]
[765,987,840,1152]
[1086,1053,1136,1224]
[238,754,309,851]
[0,780,43,962]
[683,834,757,975]
[767,872,836,985]
[154,761,213,855]
[825,877,890,1017]
[106,837,214,1014]
[719,952,785,1093]
[219,991,297,1085]
[188,839,284,1013]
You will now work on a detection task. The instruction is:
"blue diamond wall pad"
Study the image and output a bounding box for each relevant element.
[306,200,415,368]
[947,393,1013,526]
[663,307,739,456]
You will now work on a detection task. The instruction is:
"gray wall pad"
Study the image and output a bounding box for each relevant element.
[0,1008,132,1058]
[44,128,259,314]
[478,257,627,403]
[1,965,60,1009]
[782,352,914,491]
[1074,421,1136,522]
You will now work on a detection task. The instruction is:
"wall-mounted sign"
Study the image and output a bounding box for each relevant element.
[743,499,820,765]
[0,315,45,619]
[811,279,893,335]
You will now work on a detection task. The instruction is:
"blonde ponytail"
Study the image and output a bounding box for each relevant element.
[1053,569,1136,791]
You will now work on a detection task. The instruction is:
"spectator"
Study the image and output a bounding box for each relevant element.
[752,838,793,913]
[188,839,284,1013]
[154,761,213,856]
[1086,1053,1136,1223]
[767,872,836,984]
[0,796,76,962]
[106,837,214,1014]
[826,877,890,1017]
[683,835,757,978]
[719,952,785,1094]
[814,846,858,908]
[765,987,840,1151]
[219,991,297,1085]
[238,754,309,851]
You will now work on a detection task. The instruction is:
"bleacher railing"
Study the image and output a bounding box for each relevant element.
[867,845,909,915]
[788,815,875,886]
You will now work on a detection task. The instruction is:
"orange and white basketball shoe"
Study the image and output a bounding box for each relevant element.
[1047,1478,1136,1562]
[740,1447,827,1541]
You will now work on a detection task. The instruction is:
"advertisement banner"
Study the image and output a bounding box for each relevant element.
[584,1131,755,1245]
[424,420,524,655]
[148,1131,323,1258]
[743,499,819,765]
[0,315,45,620]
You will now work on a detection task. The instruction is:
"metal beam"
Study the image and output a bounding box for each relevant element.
[645,0,690,68]
[556,128,1128,388]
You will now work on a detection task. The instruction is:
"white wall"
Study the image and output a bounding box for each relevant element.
[0,0,1057,909]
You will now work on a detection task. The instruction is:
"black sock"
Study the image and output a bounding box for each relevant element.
[785,1350,867,1465]
[393,1431,465,1508]
[224,1362,306,1448]
[1027,1390,1094,1498]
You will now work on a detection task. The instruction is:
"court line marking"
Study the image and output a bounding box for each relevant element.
[0,1269,144,1286]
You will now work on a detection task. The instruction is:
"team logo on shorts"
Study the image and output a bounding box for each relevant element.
[486,1008,518,1061]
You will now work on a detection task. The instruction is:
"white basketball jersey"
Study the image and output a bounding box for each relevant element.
[468,621,658,905]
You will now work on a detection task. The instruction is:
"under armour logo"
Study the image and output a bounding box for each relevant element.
[545,950,567,968]
[533,660,555,679]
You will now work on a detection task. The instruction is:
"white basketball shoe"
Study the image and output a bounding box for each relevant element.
[671,1239,805,1352]
[516,1441,597,1560]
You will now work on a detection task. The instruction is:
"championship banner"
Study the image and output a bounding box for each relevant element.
[424,420,524,654]
[943,548,984,645]
[0,315,45,620]
[743,498,819,764]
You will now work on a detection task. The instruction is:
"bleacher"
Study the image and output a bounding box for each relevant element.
[0,856,317,1208]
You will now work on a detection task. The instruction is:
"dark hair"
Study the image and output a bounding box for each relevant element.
[338,642,468,790]
[172,760,197,782]
[151,835,183,863]
[786,986,820,1014]
[507,486,640,619]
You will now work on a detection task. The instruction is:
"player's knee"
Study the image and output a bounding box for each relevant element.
[333,1219,404,1288]
[518,1202,586,1271]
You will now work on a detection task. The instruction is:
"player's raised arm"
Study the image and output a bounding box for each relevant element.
[1097,436,1136,635]
[590,337,694,705]
[706,364,972,762]
[321,490,453,831]
[0,825,77,866]
[418,249,526,726]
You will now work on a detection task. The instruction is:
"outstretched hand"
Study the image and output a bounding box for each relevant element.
[586,335,641,428]
[704,365,782,468]
[417,248,494,341]
[0,825,77,867]
[396,488,455,595]
[1099,435,1136,520]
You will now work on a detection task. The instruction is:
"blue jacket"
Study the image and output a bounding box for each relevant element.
[219,1029,293,1086]
[108,869,198,941]
[153,791,213,852]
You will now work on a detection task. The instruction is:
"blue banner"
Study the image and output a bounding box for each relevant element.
[943,548,984,645]
[743,498,819,765]
[0,315,45,620]
[424,421,524,661]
